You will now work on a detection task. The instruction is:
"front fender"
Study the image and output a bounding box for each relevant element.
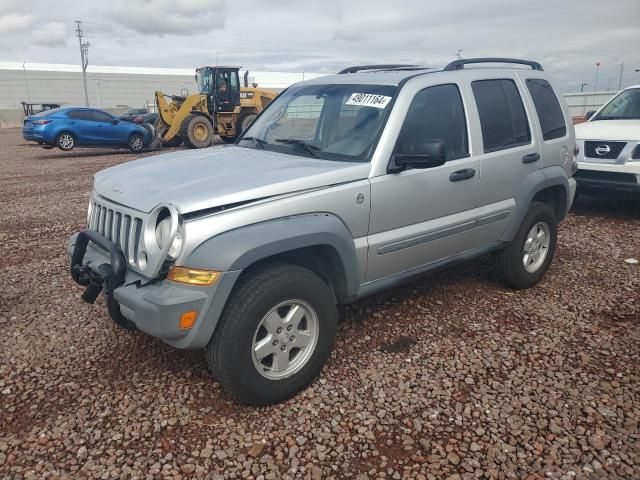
[185,213,361,298]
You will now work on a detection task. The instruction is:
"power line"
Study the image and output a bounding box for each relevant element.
[75,20,90,106]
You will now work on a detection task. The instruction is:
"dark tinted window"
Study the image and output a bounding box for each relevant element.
[395,84,468,161]
[66,110,94,121]
[472,79,531,152]
[526,79,566,140]
[91,111,114,122]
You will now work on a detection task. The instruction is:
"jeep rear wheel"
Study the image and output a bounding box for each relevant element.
[493,201,557,289]
[206,263,337,406]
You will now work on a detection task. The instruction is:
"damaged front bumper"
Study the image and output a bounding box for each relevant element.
[67,230,240,349]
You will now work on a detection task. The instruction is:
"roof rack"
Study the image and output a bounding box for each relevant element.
[338,64,422,74]
[443,57,543,71]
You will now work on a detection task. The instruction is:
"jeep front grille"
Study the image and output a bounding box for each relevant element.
[88,200,143,266]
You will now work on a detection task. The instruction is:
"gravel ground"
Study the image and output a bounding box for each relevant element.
[1,127,639,480]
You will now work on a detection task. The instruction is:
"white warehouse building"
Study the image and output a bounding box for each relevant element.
[0,61,325,127]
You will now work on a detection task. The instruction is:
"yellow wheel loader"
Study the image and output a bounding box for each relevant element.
[155,67,277,148]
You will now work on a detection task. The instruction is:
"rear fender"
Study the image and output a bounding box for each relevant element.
[501,166,570,242]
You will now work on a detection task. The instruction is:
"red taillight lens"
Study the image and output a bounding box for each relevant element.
[32,119,52,125]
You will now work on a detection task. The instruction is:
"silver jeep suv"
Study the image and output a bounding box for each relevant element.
[68,58,577,405]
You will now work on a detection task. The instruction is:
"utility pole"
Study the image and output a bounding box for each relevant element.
[618,61,624,90]
[75,20,90,106]
[22,62,31,102]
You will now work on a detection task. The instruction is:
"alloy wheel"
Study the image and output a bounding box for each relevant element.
[251,300,319,380]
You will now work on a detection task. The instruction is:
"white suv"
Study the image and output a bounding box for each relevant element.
[574,85,640,198]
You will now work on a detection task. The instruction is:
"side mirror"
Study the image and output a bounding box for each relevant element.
[391,140,446,172]
[585,110,596,120]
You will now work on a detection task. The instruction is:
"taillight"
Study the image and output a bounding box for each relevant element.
[32,119,52,125]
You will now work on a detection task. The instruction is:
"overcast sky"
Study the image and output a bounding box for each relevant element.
[0,0,639,92]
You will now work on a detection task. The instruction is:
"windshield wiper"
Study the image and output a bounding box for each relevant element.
[240,136,267,149]
[274,138,320,157]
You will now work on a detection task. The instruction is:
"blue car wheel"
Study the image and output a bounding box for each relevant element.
[56,132,75,151]
[127,133,145,153]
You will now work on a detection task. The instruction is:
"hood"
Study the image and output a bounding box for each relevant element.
[575,119,640,142]
[94,146,369,213]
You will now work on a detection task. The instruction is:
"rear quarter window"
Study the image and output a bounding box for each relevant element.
[526,79,567,140]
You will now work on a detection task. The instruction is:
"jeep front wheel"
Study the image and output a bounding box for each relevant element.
[206,263,337,406]
[493,201,557,289]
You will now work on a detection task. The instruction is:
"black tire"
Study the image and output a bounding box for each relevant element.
[162,135,182,148]
[238,112,257,134]
[180,114,213,148]
[493,201,557,289]
[207,263,337,406]
[127,133,145,153]
[55,132,75,151]
[220,135,237,144]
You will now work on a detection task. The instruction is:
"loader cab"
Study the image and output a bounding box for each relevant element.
[196,66,241,115]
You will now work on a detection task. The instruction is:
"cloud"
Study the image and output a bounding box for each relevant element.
[107,0,226,36]
[31,22,68,47]
[0,13,35,33]
[0,0,638,93]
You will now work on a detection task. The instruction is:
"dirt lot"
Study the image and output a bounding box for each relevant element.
[1,127,639,480]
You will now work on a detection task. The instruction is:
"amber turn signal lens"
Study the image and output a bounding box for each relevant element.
[179,311,198,330]
[167,266,221,286]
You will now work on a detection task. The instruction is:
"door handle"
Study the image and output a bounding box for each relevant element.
[449,168,476,182]
[522,153,540,164]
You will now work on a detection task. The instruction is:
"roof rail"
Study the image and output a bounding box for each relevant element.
[443,58,543,72]
[338,64,421,74]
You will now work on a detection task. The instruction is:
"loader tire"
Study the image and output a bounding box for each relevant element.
[180,114,214,149]
[238,112,257,134]
[162,135,182,148]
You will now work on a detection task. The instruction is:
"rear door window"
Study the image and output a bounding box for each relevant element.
[66,110,94,121]
[471,79,531,153]
[526,79,567,140]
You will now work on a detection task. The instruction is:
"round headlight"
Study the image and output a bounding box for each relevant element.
[156,216,171,248]
[155,214,183,259]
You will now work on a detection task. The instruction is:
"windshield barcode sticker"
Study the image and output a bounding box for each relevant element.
[346,93,392,109]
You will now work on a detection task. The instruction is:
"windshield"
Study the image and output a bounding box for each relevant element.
[196,68,213,95]
[238,83,397,162]
[594,88,640,120]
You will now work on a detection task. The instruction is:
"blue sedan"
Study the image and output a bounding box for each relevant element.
[22,107,152,153]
